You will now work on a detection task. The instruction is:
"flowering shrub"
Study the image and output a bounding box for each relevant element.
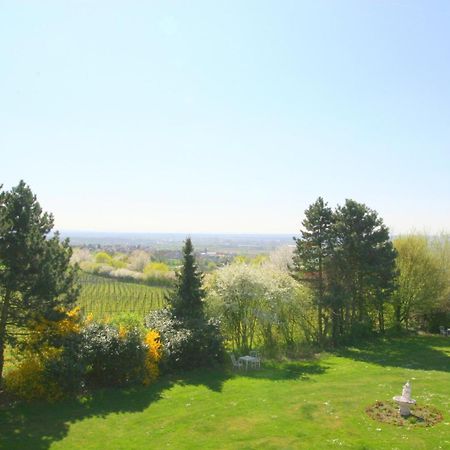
[143,329,162,385]
[5,309,162,401]
[4,348,63,401]
[4,308,82,401]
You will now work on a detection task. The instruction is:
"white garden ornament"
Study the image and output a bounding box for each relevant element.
[393,381,416,417]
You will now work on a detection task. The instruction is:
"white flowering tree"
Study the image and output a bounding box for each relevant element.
[206,263,313,353]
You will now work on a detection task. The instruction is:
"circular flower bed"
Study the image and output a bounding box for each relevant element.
[366,401,443,427]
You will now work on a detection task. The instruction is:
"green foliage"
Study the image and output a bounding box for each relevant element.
[146,238,224,371]
[292,197,334,340]
[393,234,449,331]
[4,307,84,401]
[292,197,397,344]
[144,309,224,371]
[207,263,313,353]
[169,238,205,320]
[5,311,162,400]
[0,181,79,385]
[80,323,147,387]
[109,312,145,332]
[95,251,113,265]
[143,261,170,274]
[330,199,397,337]
[94,251,126,269]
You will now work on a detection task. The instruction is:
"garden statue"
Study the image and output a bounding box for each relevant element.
[393,381,416,417]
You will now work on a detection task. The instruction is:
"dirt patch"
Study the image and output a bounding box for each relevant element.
[366,400,443,427]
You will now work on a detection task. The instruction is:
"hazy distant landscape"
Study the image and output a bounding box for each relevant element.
[61,231,294,253]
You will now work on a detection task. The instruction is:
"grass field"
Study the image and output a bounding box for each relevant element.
[1,335,449,449]
[77,273,167,319]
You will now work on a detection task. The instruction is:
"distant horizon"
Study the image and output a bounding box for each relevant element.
[59,229,295,236]
[58,228,447,238]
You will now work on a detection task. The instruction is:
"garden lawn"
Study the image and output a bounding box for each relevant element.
[1,335,449,449]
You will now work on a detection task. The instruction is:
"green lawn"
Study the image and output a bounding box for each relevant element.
[1,335,449,449]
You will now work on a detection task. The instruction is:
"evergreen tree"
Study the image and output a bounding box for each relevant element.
[331,199,396,335]
[170,237,205,321]
[0,181,79,385]
[147,237,224,370]
[292,197,334,340]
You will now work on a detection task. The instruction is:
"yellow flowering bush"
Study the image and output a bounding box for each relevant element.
[4,345,64,401]
[4,307,82,401]
[5,309,163,401]
[143,329,162,385]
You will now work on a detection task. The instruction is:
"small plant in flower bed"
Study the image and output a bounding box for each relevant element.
[366,400,443,427]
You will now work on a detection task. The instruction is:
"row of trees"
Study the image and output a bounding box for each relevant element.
[292,197,396,343]
[292,197,449,344]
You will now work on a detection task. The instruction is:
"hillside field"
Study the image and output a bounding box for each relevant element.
[77,273,168,319]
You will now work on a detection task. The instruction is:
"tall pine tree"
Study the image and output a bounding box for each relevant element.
[170,237,205,321]
[292,197,334,340]
[331,199,397,334]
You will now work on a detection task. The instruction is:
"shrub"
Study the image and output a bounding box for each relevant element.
[80,323,147,387]
[4,310,162,401]
[4,348,64,402]
[145,309,224,371]
[143,329,162,384]
[5,307,84,401]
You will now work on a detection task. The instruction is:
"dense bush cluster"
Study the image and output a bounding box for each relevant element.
[4,308,162,401]
[145,309,223,371]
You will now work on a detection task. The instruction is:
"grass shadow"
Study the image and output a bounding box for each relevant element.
[335,335,450,372]
[0,367,232,450]
[232,359,328,382]
[0,357,329,449]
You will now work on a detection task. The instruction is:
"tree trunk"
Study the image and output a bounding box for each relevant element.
[378,302,385,333]
[317,256,324,340]
[0,291,11,387]
[394,303,402,331]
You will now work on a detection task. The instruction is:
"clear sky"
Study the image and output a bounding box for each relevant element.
[1,1,449,234]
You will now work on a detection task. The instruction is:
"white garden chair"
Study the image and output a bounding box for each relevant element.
[230,354,243,370]
[249,350,261,369]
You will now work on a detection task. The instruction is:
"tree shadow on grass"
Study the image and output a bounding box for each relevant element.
[334,335,450,372]
[0,359,328,450]
[0,368,232,450]
[235,359,328,382]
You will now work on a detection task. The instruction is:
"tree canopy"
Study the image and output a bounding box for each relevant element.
[0,181,79,384]
[169,237,205,321]
[292,197,397,344]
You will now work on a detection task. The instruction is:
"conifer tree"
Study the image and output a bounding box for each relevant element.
[292,197,334,339]
[170,237,205,321]
[0,181,79,385]
[331,199,396,334]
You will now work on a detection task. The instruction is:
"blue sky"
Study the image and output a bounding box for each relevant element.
[1,1,449,234]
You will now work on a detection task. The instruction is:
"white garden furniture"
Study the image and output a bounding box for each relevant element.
[238,355,260,371]
[230,354,243,370]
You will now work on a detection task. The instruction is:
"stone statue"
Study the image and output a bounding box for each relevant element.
[401,381,411,401]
